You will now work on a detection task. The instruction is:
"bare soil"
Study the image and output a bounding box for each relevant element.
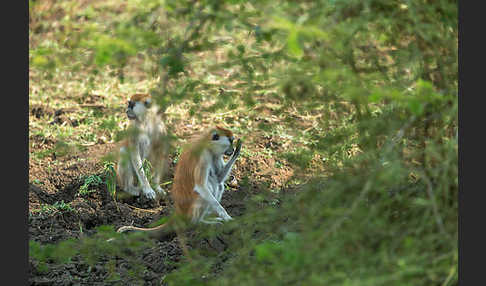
[28,108,293,285]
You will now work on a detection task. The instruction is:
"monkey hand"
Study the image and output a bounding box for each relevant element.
[218,209,233,221]
[222,214,233,221]
[142,186,157,199]
[232,139,242,158]
[155,185,167,196]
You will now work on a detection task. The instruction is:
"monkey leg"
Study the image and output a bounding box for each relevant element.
[150,159,167,196]
[194,185,233,221]
[199,202,225,225]
[118,147,141,196]
[130,146,156,199]
[148,144,169,196]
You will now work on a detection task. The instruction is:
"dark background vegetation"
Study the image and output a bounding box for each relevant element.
[29,0,457,285]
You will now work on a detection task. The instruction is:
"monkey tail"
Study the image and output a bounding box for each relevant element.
[117,220,174,239]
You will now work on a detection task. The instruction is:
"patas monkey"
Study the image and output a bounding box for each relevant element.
[117,126,242,237]
[116,93,169,199]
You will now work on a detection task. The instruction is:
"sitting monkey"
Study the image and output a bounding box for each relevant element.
[116,94,169,199]
[117,126,242,237]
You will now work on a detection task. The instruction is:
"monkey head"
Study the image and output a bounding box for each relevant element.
[208,126,236,156]
[126,94,152,121]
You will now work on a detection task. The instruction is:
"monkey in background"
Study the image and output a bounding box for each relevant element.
[116,94,169,200]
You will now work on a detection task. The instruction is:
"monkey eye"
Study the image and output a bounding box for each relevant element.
[144,100,151,107]
[212,133,220,141]
[128,100,135,108]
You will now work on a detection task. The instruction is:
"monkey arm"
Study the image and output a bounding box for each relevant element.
[194,184,232,221]
[217,139,242,183]
[130,145,152,189]
[217,156,237,183]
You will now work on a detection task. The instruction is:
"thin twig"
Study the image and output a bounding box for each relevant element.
[321,179,373,240]
[79,104,105,108]
[113,199,120,213]
[441,263,457,286]
[420,172,448,237]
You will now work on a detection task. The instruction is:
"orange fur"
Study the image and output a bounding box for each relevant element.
[130,93,151,102]
[171,127,226,217]
[216,125,233,138]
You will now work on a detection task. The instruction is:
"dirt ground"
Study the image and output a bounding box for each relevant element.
[28,103,294,285]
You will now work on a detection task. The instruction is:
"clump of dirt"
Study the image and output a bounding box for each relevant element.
[31,104,55,119]
[49,114,81,127]
[82,93,105,104]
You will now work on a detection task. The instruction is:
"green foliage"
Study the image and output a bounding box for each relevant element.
[103,162,117,200]
[30,226,155,280]
[92,35,137,67]
[282,148,314,170]
[99,116,119,132]
[34,141,76,159]
[78,174,103,196]
[167,152,457,285]
[147,216,170,228]
[164,1,456,285]
[142,159,153,185]
[32,200,75,215]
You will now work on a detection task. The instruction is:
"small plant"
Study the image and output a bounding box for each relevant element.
[80,132,97,143]
[33,200,74,215]
[52,200,74,212]
[99,116,119,131]
[34,148,54,159]
[141,159,154,189]
[103,162,117,196]
[78,174,103,196]
[240,148,255,158]
[99,116,121,142]
[103,162,119,211]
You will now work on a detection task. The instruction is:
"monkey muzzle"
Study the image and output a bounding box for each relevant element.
[224,146,234,156]
[223,136,235,156]
[126,109,136,120]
